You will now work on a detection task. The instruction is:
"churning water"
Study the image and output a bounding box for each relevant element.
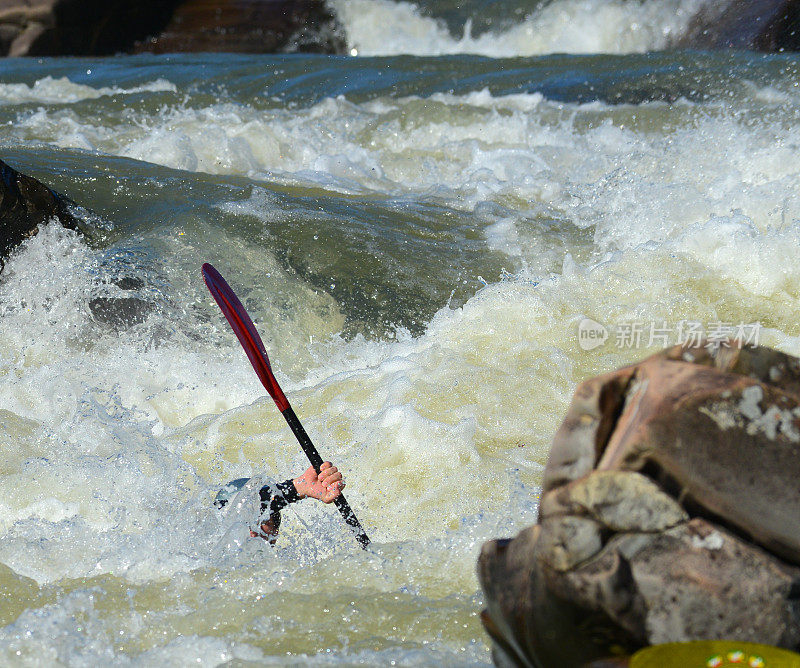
[1,0,799,664]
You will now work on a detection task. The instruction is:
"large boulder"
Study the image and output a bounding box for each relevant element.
[0,0,177,56]
[133,0,345,55]
[0,158,79,269]
[0,0,344,56]
[478,342,800,667]
[675,0,800,52]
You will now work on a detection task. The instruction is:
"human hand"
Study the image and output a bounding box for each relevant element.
[293,462,345,503]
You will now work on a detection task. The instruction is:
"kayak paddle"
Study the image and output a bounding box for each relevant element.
[202,262,371,549]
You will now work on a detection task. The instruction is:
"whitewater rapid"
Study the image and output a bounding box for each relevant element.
[331,0,713,56]
[0,25,798,667]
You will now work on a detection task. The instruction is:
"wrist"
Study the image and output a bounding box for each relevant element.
[291,476,308,499]
[268,479,303,514]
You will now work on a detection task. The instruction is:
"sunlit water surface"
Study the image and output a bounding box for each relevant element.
[1,0,800,665]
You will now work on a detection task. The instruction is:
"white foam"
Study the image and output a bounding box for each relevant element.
[12,88,800,262]
[1,215,795,647]
[0,76,176,106]
[0,589,265,666]
[0,219,553,584]
[331,0,711,57]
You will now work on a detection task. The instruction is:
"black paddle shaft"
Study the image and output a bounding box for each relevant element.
[282,406,371,549]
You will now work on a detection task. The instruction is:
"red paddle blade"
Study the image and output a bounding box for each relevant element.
[202,263,290,412]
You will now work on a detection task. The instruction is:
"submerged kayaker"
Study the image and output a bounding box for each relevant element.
[214,462,345,543]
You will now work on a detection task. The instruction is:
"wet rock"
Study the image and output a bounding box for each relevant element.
[0,159,156,328]
[479,341,800,667]
[134,0,345,55]
[0,0,174,56]
[87,273,156,329]
[88,294,151,328]
[676,0,800,52]
[0,158,79,270]
[0,0,344,57]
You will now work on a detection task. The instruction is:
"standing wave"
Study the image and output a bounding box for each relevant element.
[330,0,714,56]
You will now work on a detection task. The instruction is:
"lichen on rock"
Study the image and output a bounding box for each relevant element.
[479,341,800,667]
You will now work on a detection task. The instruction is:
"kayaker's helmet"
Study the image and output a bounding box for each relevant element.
[213,477,282,530]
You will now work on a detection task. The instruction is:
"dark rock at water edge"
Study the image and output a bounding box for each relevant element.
[0,0,175,56]
[0,158,79,268]
[134,0,345,55]
[0,159,152,329]
[676,0,800,52]
[478,342,800,667]
[0,0,344,57]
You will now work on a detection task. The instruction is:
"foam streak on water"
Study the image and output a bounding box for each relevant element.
[0,47,799,665]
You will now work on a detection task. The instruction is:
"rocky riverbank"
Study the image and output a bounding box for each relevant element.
[0,0,344,56]
[479,342,800,667]
[0,0,799,57]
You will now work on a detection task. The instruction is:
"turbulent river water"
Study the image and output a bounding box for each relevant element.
[1,0,799,665]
